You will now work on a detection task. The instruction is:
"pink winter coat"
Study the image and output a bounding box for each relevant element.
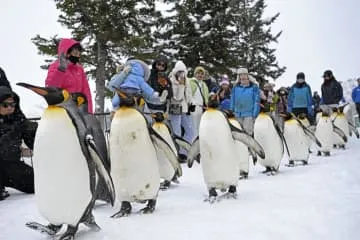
[45,38,93,113]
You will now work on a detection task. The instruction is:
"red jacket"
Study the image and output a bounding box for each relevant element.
[45,38,93,113]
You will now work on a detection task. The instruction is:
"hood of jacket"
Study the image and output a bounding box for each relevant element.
[57,38,80,55]
[171,61,188,77]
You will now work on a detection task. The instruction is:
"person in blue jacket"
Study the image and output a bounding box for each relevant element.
[107,59,167,111]
[230,68,260,136]
[287,72,313,122]
[352,77,360,122]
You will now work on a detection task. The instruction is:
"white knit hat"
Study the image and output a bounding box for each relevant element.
[237,68,249,75]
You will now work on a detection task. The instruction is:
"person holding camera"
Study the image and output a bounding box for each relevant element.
[168,61,195,162]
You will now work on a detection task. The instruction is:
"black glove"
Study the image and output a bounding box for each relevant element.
[57,52,68,72]
[187,104,196,114]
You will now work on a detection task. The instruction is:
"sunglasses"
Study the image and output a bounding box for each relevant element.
[157,62,166,67]
[0,102,16,108]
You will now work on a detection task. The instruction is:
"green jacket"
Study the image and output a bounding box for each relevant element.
[189,78,209,105]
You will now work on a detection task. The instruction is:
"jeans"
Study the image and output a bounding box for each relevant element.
[169,114,195,155]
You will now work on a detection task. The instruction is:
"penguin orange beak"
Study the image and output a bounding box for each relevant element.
[16,82,49,96]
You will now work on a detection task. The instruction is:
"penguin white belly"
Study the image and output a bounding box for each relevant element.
[300,118,312,149]
[229,118,249,174]
[333,115,349,145]
[152,123,177,181]
[34,108,92,226]
[199,110,239,189]
[110,108,160,203]
[284,120,309,161]
[344,105,354,135]
[316,112,322,124]
[315,117,333,152]
[254,114,283,169]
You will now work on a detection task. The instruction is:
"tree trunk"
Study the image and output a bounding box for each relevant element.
[95,41,107,129]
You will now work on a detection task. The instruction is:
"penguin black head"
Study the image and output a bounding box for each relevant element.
[16,82,70,106]
[71,92,88,112]
[151,112,166,122]
[282,112,292,121]
[207,93,219,108]
[298,113,307,120]
[114,88,138,107]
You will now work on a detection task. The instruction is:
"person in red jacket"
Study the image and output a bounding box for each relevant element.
[45,38,93,113]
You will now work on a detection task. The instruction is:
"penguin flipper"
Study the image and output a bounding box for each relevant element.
[229,124,265,159]
[290,114,322,148]
[174,135,191,152]
[269,114,290,157]
[86,135,116,206]
[348,121,360,139]
[187,136,200,168]
[332,125,348,142]
[149,127,183,177]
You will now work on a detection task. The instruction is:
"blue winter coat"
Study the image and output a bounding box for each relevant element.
[288,83,313,114]
[230,83,260,118]
[219,98,231,111]
[352,86,360,103]
[109,61,155,109]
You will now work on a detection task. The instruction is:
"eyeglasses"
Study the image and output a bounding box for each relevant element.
[0,102,16,108]
[157,62,166,68]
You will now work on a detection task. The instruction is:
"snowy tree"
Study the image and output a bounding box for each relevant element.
[155,0,238,76]
[156,0,285,84]
[32,0,160,114]
[231,0,286,85]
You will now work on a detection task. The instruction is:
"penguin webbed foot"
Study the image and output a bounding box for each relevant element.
[302,160,308,165]
[160,180,171,190]
[239,171,248,180]
[317,151,322,156]
[139,199,156,214]
[26,222,62,236]
[82,213,101,231]
[111,201,132,218]
[286,160,295,167]
[204,188,218,203]
[324,151,330,157]
[262,167,272,174]
[58,225,78,240]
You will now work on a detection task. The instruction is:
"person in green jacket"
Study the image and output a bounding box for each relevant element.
[189,66,209,137]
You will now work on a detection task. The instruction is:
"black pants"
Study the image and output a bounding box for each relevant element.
[356,103,360,122]
[292,108,315,125]
[0,160,34,194]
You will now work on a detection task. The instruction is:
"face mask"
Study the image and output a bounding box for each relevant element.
[68,55,80,64]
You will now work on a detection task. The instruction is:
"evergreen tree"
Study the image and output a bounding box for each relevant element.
[230,0,286,85]
[156,0,285,84]
[32,0,160,113]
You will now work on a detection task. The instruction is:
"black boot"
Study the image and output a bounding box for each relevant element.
[139,199,156,214]
[111,201,132,218]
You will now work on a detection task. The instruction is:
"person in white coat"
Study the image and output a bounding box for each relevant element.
[168,61,195,162]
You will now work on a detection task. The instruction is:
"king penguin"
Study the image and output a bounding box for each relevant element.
[71,92,112,203]
[150,112,188,190]
[344,103,360,138]
[254,111,288,175]
[315,107,347,156]
[109,89,181,217]
[223,110,254,180]
[283,113,322,166]
[17,83,115,240]
[187,94,265,202]
[331,106,349,149]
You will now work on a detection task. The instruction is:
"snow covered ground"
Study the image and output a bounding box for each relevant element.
[1,136,360,240]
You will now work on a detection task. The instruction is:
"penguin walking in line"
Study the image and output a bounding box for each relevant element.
[283,113,322,167]
[17,83,115,240]
[331,106,349,149]
[343,103,360,138]
[187,95,265,203]
[254,111,288,175]
[315,106,347,156]
[110,89,181,217]
[71,92,112,203]
[223,110,255,180]
[150,112,189,190]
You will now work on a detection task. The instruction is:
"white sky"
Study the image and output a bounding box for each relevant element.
[1,0,359,116]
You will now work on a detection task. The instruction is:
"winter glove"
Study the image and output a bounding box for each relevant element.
[57,52,69,72]
[186,104,196,115]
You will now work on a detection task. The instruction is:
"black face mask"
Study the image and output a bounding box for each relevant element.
[68,55,80,64]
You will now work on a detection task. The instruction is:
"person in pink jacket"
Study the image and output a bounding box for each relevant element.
[45,38,93,113]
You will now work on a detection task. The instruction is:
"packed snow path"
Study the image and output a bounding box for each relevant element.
[1,137,359,240]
